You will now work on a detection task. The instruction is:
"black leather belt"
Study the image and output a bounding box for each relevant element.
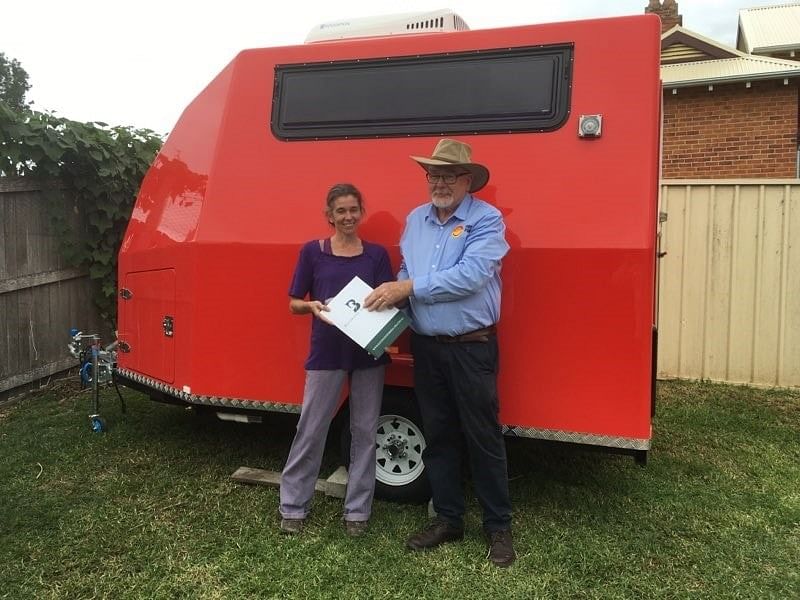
[432,325,497,343]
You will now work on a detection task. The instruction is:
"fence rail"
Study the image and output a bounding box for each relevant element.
[658,180,800,388]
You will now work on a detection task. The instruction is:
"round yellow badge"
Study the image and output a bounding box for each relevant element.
[451,225,464,238]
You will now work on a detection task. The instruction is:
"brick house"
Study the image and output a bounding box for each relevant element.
[646,1,800,178]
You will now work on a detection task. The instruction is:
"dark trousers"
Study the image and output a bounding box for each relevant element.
[411,333,512,533]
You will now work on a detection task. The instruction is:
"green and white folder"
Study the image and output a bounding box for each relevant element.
[325,276,410,358]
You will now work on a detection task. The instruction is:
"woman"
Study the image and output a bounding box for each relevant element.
[279,183,393,537]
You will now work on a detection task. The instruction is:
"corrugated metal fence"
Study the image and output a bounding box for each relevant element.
[0,178,105,400]
[658,180,800,388]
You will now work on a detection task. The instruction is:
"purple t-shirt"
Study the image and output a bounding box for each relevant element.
[289,239,394,370]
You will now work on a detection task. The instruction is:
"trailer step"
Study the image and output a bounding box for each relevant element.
[231,465,348,499]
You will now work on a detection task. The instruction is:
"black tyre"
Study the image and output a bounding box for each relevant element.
[340,390,431,503]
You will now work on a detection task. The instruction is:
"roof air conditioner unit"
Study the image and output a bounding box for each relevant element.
[305,9,470,43]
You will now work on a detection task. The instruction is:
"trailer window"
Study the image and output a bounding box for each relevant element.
[271,44,573,140]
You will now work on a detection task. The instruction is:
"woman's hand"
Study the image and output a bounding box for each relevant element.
[307,300,333,324]
[289,297,333,324]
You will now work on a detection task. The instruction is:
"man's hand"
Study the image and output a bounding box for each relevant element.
[364,280,413,311]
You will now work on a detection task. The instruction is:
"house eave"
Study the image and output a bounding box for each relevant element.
[752,43,800,54]
[662,71,800,89]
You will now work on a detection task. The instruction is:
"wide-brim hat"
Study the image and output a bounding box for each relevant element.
[410,138,490,193]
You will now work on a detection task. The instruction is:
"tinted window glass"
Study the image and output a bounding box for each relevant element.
[271,44,573,139]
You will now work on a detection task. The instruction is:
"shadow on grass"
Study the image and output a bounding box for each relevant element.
[110,389,644,495]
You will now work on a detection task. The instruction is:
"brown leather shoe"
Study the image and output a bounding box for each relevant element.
[279,518,304,534]
[485,529,515,567]
[344,520,368,537]
[406,518,464,551]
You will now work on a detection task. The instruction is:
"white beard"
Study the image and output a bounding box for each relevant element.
[431,194,455,209]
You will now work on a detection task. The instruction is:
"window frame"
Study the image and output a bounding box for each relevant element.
[270,43,574,140]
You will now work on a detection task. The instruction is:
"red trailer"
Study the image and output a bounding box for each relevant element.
[116,11,662,501]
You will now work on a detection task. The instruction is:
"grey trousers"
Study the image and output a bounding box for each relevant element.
[279,366,385,521]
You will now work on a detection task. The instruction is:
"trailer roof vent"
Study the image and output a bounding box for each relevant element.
[305,9,470,43]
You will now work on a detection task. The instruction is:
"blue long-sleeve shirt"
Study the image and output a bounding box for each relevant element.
[398,193,510,336]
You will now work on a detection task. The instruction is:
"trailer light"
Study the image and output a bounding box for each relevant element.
[578,114,602,138]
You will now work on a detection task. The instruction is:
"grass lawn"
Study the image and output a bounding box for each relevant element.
[0,379,798,599]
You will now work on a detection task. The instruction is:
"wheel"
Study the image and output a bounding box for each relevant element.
[340,390,431,503]
[89,415,106,433]
[80,361,93,387]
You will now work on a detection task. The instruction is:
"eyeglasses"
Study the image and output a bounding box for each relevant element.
[425,172,470,184]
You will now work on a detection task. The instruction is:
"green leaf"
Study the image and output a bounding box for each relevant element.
[89,262,111,280]
[102,281,117,298]
[91,249,110,265]
[42,143,63,162]
[88,210,113,232]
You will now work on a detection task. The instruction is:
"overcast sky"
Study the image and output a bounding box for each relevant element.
[0,0,785,134]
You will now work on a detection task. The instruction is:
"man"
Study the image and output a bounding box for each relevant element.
[364,138,515,567]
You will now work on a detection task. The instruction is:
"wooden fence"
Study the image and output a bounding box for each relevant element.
[0,178,105,400]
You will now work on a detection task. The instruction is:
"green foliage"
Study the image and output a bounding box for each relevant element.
[0,52,31,110]
[0,101,162,325]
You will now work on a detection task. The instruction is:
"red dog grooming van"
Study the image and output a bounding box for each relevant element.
[116,11,662,501]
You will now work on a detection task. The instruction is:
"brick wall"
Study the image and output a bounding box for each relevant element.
[662,79,799,178]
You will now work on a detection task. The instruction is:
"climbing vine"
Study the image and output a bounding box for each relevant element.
[0,102,162,325]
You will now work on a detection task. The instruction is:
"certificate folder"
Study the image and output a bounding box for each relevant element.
[325,276,410,358]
